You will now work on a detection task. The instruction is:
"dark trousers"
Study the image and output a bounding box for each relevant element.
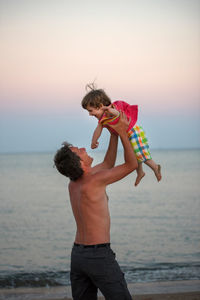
[70,243,132,300]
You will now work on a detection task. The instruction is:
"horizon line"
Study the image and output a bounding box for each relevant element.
[0,147,200,155]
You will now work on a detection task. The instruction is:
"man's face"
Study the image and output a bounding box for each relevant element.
[70,146,93,166]
[86,105,104,120]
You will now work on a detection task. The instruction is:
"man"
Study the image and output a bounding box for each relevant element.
[54,112,138,300]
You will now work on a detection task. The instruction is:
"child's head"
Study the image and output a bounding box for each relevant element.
[81,84,111,109]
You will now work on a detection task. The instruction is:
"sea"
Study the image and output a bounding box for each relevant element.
[0,149,200,289]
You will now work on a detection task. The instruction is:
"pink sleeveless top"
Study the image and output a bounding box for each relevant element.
[99,100,138,134]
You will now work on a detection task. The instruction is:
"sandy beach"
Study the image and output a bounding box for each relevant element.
[4,293,199,300]
[1,280,200,300]
[1,291,200,300]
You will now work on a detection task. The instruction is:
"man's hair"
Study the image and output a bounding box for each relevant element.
[54,143,83,181]
[81,83,111,109]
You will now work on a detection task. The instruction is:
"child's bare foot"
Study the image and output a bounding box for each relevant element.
[155,164,162,182]
[135,172,145,186]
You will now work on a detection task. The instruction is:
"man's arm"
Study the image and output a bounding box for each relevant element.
[93,112,138,184]
[92,133,118,173]
[102,133,118,168]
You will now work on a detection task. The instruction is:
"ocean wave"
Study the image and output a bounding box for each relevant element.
[1,262,200,289]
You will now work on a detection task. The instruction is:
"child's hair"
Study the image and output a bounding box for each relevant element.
[81,83,111,109]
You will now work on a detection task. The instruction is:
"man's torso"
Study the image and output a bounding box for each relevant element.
[69,175,110,245]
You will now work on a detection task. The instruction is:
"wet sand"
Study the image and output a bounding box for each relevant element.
[1,291,200,300]
[1,280,200,300]
[16,293,200,300]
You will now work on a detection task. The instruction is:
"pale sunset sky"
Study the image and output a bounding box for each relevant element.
[0,0,200,152]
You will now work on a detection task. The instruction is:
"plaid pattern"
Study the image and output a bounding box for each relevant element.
[128,125,152,162]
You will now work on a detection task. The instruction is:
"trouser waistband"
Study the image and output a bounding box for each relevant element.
[74,243,110,249]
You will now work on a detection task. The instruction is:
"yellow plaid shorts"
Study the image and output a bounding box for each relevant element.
[128,125,152,163]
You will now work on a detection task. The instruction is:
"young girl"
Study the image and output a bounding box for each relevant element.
[81,85,161,186]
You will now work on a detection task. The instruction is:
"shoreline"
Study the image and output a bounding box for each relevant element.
[0,280,200,300]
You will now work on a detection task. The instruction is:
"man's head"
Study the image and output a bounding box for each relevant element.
[54,142,84,181]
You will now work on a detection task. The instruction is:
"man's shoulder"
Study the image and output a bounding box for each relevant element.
[69,171,101,186]
[91,164,110,176]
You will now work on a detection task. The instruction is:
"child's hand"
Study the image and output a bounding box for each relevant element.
[91,141,99,149]
[101,105,111,111]
[101,105,119,118]
[109,111,130,134]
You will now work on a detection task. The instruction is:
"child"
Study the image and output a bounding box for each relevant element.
[81,85,161,186]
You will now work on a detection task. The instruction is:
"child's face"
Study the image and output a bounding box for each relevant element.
[86,105,104,120]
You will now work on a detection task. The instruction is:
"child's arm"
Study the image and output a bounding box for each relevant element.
[91,123,103,149]
[102,105,120,117]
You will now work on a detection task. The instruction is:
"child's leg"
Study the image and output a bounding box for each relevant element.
[135,163,145,186]
[144,159,162,182]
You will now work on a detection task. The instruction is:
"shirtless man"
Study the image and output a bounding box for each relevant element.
[54,112,138,300]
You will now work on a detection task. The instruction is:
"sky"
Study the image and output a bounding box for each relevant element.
[0,0,200,153]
